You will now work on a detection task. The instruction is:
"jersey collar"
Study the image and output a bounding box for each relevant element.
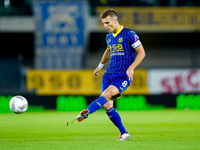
[112,25,124,37]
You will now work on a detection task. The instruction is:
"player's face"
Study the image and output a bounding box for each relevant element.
[102,16,117,33]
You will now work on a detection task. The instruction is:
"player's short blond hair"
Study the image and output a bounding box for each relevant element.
[100,9,118,19]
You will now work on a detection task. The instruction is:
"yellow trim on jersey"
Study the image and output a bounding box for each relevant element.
[113,25,124,37]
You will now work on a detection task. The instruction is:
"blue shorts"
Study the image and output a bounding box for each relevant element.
[102,73,131,94]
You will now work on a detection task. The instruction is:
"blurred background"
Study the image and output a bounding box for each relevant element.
[0,0,200,112]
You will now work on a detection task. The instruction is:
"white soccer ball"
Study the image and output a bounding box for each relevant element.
[9,96,28,114]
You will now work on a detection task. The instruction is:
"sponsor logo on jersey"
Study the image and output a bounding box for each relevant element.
[118,37,123,43]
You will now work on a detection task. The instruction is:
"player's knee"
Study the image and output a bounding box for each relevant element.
[103,100,113,110]
[102,91,121,101]
[102,90,114,100]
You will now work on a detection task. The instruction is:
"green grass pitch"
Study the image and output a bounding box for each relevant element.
[0,109,200,150]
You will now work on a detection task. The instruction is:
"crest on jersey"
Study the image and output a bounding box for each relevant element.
[118,37,123,43]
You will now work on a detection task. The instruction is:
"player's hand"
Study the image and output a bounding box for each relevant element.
[94,67,101,77]
[126,68,134,81]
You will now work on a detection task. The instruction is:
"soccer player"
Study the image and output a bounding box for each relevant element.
[76,9,146,141]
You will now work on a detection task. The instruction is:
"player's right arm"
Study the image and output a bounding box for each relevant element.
[94,48,110,77]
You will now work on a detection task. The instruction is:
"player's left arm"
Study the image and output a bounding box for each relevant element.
[126,44,145,81]
[94,48,110,77]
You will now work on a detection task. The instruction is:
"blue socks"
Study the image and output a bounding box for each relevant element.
[87,96,126,134]
[87,96,107,114]
[106,107,126,134]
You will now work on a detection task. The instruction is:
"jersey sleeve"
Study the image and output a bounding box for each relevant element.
[127,30,141,49]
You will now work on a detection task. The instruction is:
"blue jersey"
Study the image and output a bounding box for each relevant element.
[105,26,141,77]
